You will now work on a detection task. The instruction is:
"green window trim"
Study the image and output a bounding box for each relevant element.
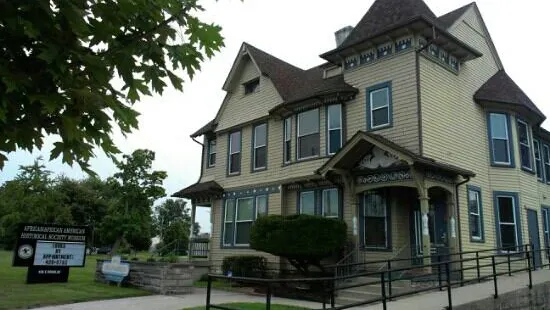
[326,104,343,155]
[296,108,320,160]
[207,139,216,168]
[366,81,393,131]
[534,138,544,182]
[221,194,269,249]
[493,191,523,253]
[359,189,392,251]
[467,185,484,243]
[252,123,268,172]
[296,188,342,219]
[487,112,515,168]
[517,119,534,172]
[283,117,292,164]
[227,130,242,176]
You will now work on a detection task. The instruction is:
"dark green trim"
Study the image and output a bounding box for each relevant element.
[516,118,534,172]
[251,122,268,173]
[206,138,216,169]
[467,185,485,243]
[487,112,515,168]
[366,81,393,131]
[533,138,545,183]
[296,187,343,220]
[283,117,292,165]
[493,191,523,253]
[359,189,392,252]
[226,130,242,177]
[221,193,269,249]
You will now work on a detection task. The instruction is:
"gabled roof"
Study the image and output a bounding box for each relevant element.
[437,2,474,28]
[474,70,546,123]
[245,43,357,104]
[339,0,437,50]
[190,119,217,138]
[317,131,475,178]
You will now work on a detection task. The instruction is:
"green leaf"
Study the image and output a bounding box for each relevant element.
[167,71,183,91]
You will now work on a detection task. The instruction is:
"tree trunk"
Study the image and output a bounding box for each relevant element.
[111,236,123,255]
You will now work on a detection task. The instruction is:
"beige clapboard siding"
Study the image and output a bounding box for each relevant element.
[216,58,283,131]
[420,7,500,254]
[208,196,281,273]
[343,50,419,154]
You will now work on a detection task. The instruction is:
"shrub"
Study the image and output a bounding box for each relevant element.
[250,214,347,275]
[222,255,267,278]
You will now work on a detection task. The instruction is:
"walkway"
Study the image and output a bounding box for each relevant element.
[36,270,550,310]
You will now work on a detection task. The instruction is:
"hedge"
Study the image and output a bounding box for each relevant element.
[221,255,267,278]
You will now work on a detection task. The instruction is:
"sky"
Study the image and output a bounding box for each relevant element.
[1,0,549,234]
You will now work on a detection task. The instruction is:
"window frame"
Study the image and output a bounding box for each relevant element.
[252,123,268,171]
[493,192,522,253]
[327,104,343,155]
[487,112,515,167]
[284,117,292,164]
[366,82,393,131]
[467,185,484,242]
[297,188,341,218]
[322,188,340,218]
[243,78,260,95]
[222,199,235,247]
[362,190,391,251]
[517,119,533,172]
[542,207,550,257]
[544,144,550,185]
[256,195,268,218]
[296,108,320,160]
[227,131,242,176]
[234,197,254,246]
[299,191,316,215]
[534,138,544,182]
[207,139,216,168]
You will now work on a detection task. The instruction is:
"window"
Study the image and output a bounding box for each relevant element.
[223,199,235,246]
[228,131,241,175]
[322,189,339,218]
[367,83,392,130]
[284,118,292,163]
[534,139,544,182]
[300,191,315,215]
[363,190,389,249]
[544,145,550,184]
[253,123,267,170]
[395,38,412,52]
[244,78,259,94]
[494,193,521,252]
[543,208,549,256]
[327,104,342,155]
[488,113,513,166]
[517,120,533,171]
[297,109,320,159]
[234,198,254,245]
[377,44,392,58]
[468,186,484,241]
[207,139,216,167]
[256,195,268,217]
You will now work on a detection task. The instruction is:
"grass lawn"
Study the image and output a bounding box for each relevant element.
[0,250,150,310]
[184,303,309,310]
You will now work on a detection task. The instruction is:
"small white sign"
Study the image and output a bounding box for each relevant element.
[33,241,86,266]
[102,256,130,278]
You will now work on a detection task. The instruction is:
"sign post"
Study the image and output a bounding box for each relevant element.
[12,223,88,284]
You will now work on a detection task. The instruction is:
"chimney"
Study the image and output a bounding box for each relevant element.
[335,26,353,47]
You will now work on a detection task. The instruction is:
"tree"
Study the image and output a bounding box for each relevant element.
[250,215,347,275]
[0,158,72,249]
[154,198,194,254]
[99,149,166,253]
[0,0,224,173]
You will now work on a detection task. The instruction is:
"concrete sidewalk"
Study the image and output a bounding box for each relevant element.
[36,270,550,310]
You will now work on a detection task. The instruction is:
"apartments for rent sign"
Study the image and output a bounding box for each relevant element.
[13,224,88,267]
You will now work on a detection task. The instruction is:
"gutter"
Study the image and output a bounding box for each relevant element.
[192,137,204,146]
[455,176,471,285]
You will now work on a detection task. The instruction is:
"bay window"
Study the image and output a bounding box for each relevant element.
[488,113,513,166]
[235,198,254,245]
[534,139,544,181]
[297,109,320,159]
[517,119,533,171]
[544,144,550,184]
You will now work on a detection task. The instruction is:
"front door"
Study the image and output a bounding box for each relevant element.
[527,209,542,269]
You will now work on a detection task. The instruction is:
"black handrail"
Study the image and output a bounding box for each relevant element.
[205,243,549,310]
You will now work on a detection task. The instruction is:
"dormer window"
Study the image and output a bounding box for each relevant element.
[377,44,392,58]
[429,45,439,58]
[450,56,459,71]
[244,78,259,95]
[440,49,449,64]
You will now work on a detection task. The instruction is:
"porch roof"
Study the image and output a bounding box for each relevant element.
[172,181,224,200]
[316,131,475,178]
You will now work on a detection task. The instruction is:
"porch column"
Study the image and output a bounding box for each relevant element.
[419,196,432,267]
[188,201,197,261]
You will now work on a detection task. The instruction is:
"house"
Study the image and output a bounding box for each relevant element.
[174,0,550,274]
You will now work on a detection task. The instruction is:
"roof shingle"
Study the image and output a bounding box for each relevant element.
[437,2,473,28]
[474,70,545,122]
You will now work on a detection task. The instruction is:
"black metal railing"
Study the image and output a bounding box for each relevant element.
[190,238,210,258]
[205,243,550,310]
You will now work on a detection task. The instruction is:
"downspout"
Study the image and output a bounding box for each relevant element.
[455,176,471,285]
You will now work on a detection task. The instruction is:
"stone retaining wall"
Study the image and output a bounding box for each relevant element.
[95,260,195,295]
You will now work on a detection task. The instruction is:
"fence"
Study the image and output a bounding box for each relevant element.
[205,244,550,310]
[190,238,210,258]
